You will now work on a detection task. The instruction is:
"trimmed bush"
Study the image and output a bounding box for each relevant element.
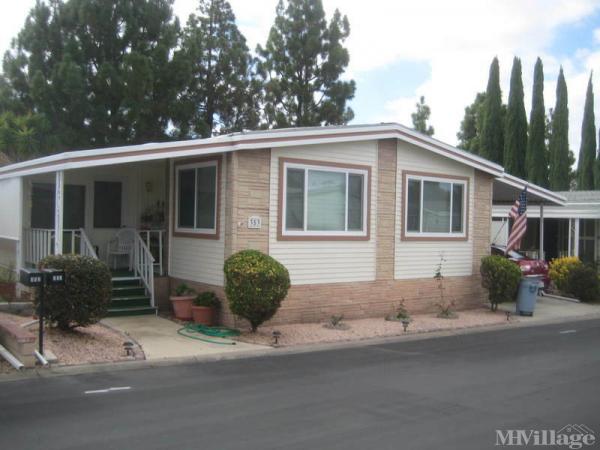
[224,250,290,332]
[480,255,522,311]
[37,255,112,330]
[194,291,220,308]
[563,265,599,303]
[549,256,583,292]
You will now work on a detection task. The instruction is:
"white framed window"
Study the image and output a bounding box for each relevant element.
[280,159,370,239]
[175,160,218,236]
[403,173,468,239]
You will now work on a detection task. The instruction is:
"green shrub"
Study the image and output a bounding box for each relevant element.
[480,255,522,311]
[548,256,583,292]
[224,250,290,332]
[37,255,112,330]
[175,283,194,296]
[194,291,220,308]
[563,265,599,303]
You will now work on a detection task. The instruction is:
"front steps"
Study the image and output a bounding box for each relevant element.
[107,272,156,317]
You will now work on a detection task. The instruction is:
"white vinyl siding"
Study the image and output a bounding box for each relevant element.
[270,142,377,285]
[169,158,226,286]
[395,141,474,279]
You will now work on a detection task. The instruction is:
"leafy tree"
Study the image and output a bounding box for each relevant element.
[548,67,571,190]
[457,92,486,153]
[1,0,187,153]
[577,73,596,190]
[256,0,355,127]
[411,96,434,136]
[596,130,600,189]
[0,112,56,162]
[480,57,504,164]
[504,57,528,177]
[526,58,548,187]
[176,0,259,138]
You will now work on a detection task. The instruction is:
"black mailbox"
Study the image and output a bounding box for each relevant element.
[20,269,44,287]
[43,269,65,286]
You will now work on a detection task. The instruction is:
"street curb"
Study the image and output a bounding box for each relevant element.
[2,312,600,383]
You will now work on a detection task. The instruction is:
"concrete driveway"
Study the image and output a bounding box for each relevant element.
[103,315,270,360]
[499,294,600,322]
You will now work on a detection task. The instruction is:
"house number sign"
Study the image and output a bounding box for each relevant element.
[248,216,262,229]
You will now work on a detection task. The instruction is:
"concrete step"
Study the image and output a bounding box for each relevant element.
[106,306,156,317]
[110,295,151,308]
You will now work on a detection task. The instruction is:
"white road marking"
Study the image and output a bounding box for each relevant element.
[84,386,132,395]
[559,330,577,334]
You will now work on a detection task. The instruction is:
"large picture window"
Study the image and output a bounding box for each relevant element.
[175,160,218,236]
[280,159,369,239]
[403,173,468,239]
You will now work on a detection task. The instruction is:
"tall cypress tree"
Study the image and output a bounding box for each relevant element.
[577,73,596,190]
[548,67,570,190]
[480,57,504,164]
[504,57,528,177]
[596,130,600,188]
[526,58,548,187]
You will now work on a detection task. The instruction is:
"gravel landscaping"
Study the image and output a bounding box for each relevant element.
[236,308,515,347]
[0,311,143,372]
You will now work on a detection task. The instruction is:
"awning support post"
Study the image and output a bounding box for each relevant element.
[54,170,64,255]
[539,203,544,260]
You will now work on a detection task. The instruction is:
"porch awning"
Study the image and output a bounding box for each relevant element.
[493,173,566,206]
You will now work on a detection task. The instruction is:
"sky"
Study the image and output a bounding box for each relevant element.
[1,0,600,159]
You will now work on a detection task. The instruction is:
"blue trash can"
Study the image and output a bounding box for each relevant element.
[516,275,542,316]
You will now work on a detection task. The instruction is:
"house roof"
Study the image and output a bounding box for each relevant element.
[554,190,600,203]
[0,123,504,179]
[493,173,567,206]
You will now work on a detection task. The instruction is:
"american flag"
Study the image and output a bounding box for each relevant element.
[506,187,528,253]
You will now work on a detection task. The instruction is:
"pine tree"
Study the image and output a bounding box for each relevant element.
[526,58,549,187]
[257,0,355,127]
[480,57,504,164]
[548,67,571,190]
[411,96,434,136]
[577,73,596,190]
[457,92,486,153]
[1,0,187,153]
[596,130,600,188]
[177,0,259,138]
[503,57,528,177]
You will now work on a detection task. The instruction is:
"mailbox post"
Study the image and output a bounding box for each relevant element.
[20,268,65,356]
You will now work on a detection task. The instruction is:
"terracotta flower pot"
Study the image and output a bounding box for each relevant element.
[191,305,214,326]
[170,295,194,321]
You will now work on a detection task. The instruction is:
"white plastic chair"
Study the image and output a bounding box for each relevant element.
[106,228,135,271]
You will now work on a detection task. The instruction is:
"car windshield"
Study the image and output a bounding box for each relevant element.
[492,246,524,259]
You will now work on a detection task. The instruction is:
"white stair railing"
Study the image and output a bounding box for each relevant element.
[23,228,98,265]
[78,228,98,259]
[132,231,155,309]
[138,229,165,275]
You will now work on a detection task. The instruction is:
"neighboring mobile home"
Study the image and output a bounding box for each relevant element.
[0,124,565,326]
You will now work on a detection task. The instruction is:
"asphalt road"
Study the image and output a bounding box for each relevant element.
[1,319,599,450]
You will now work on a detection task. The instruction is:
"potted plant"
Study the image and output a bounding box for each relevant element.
[170,283,195,321]
[191,291,220,326]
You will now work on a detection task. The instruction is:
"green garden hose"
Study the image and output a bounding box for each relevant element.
[177,323,240,345]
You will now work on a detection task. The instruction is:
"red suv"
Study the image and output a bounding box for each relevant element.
[491,244,550,291]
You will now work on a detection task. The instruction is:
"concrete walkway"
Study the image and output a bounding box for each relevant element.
[499,294,600,322]
[103,315,270,360]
